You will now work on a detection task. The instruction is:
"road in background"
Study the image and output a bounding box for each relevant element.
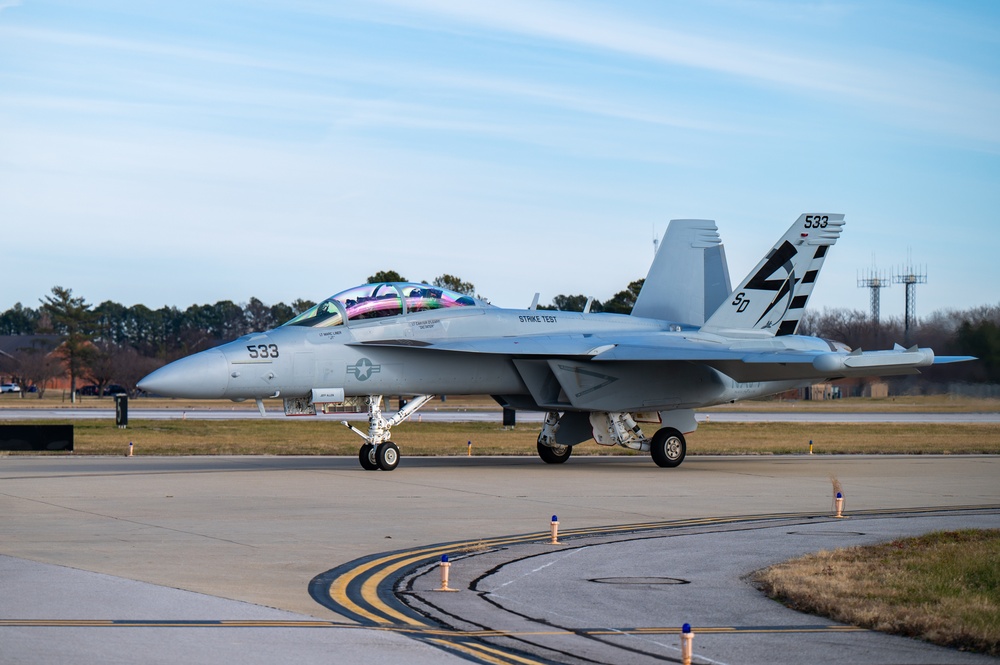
[1,408,998,423]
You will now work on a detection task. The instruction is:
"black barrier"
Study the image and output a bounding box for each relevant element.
[502,408,516,427]
[0,425,73,451]
[115,394,128,428]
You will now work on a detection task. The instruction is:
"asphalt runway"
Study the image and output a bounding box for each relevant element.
[2,407,999,423]
[2,454,999,664]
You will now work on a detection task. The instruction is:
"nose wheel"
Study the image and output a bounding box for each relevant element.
[359,444,379,470]
[358,442,400,471]
[375,441,399,471]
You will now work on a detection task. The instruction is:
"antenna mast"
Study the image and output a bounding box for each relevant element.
[893,251,927,346]
[858,260,890,343]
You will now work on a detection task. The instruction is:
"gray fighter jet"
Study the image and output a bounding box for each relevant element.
[138,214,971,471]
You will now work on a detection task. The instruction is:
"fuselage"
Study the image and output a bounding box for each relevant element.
[138,301,824,411]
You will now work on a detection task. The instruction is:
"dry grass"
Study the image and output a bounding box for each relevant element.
[1,419,998,456]
[754,530,1000,655]
[3,393,999,413]
[704,395,1000,414]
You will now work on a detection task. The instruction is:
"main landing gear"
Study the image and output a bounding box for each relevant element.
[537,411,688,468]
[342,394,434,471]
[536,412,573,464]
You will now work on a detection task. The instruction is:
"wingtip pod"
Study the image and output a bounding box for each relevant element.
[933,355,978,364]
[812,347,935,373]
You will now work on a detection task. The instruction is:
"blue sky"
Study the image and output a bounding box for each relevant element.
[2,1,998,323]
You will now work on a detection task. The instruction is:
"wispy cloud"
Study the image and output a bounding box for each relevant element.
[360,0,1000,145]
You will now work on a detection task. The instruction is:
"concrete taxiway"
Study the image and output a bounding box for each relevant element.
[2,454,998,663]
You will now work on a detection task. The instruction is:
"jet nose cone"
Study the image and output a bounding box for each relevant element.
[137,349,229,398]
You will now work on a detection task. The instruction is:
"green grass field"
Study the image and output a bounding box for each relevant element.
[2,418,997,457]
[2,393,997,456]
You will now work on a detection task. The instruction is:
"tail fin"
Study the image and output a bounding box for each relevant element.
[632,219,732,325]
[701,213,845,335]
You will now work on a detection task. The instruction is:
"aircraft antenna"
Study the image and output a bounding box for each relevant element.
[893,249,927,347]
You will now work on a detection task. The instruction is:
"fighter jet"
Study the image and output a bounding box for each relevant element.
[138,214,972,471]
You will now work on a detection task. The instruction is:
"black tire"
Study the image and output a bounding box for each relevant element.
[537,441,572,464]
[650,428,686,468]
[359,444,379,471]
[376,441,400,471]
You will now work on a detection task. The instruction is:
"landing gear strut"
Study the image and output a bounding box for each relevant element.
[342,394,434,471]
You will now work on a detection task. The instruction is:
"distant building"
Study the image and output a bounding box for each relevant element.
[0,334,69,391]
[801,378,888,400]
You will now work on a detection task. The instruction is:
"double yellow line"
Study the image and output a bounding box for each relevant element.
[318,504,998,628]
[322,510,820,626]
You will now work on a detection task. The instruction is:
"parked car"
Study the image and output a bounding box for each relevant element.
[1,383,21,393]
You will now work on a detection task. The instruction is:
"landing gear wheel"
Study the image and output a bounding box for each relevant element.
[376,441,400,471]
[650,428,686,468]
[359,444,379,470]
[537,441,572,464]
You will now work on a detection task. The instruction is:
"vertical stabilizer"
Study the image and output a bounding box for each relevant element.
[701,213,845,335]
[632,220,732,325]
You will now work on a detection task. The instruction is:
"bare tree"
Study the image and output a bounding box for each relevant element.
[112,347,163,397]
[85,341,117,398]
[12,345,64,398]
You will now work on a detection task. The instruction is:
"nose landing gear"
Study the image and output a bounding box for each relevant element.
[343,395,434,470]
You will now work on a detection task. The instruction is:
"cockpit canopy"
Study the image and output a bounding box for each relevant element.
[282,282,486,328]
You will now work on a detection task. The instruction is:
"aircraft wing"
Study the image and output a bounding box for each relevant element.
[356,336,973,383]
[594,343,973,382]
[354,335,616,357]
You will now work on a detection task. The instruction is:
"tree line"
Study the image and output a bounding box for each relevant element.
[1,274,997,398]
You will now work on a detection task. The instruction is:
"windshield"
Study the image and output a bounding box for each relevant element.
[282,282,483,328]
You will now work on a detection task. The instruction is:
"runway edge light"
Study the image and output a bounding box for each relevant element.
[550,515,560,545]
[434,554,458,592]
[681,623,693,665]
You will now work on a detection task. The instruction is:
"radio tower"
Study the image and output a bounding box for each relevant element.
[858,266,890,342]
[894,254,927,346]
